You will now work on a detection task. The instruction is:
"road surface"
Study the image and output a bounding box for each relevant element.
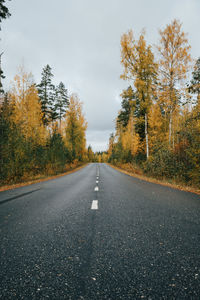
[0,163,200,299]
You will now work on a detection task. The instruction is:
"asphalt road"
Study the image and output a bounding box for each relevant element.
[0,163,200,300]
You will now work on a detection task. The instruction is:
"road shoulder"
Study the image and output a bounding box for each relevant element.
[0,163,88,192]
[107,163,200,196]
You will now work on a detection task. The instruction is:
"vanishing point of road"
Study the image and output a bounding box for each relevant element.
[0,163,200,299]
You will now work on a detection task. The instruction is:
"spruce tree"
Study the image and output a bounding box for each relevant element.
[0,54,5,94]
[0,0,11,29]
[55,81,69,127]
[48,84,58,124]
[0,0,11,94]
[117,86,136,129]
[37,64,55,125]
[189,57,200,102]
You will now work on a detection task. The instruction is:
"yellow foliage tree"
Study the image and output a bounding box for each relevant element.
[157,19,192,146]
[87,145,94,162]
[120,30,157,159]
[65,94,87,161]
[101,152,108,163]
[10,68,46,144]
[108,133,115,158]
[121,115,140,156]
[148,103,166,152]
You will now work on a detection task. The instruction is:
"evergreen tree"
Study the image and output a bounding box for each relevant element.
[48,86,58,124]
[0,0,12,93]
[0,93,11,179]
[117,86,136,129]
[46,127,70,173]
[55,81,69,127]
[0,0,11,30]
[0,54,5,94]
[0,1,11,93]
[37,64,56,125]
[189,57,200,103]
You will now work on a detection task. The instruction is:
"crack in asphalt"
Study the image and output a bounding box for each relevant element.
[0,188,41,206]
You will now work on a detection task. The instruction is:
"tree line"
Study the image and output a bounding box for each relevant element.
[0,64,90,183]
[108,19,200,188]
[0,1,96,184]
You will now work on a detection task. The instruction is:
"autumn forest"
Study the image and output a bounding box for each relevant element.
[0,3,200,190]
[108,19,200,189]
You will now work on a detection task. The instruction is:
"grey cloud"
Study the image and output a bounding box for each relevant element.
[1,0,199,151]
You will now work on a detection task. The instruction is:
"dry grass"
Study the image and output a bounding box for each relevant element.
[0,163,88,192]
[108,163,200,195]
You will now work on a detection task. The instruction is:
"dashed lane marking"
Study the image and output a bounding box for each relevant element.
[94,186,99,192]
[91,200,98,210]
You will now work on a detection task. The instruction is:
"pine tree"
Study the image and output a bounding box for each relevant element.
[0,52,5,94]
[189,57,200,103]
[0,0,11,30]
[46,127,69,174]
[37,64,56,125]
[117,86,136,129]
[0,93,11,179]
[0,0,11,94]
[55,81,69,128]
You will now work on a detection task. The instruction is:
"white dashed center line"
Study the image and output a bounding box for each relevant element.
[91,165,100,210]
[91,200,98,210]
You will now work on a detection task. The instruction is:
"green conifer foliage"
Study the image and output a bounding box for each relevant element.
[189,58,200,102]
[55,81,69,127]
[37,64,56,125]
[0,0,11,29]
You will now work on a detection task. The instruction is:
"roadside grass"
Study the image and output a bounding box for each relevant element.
[0,163,88,192]
[108,163,200,195]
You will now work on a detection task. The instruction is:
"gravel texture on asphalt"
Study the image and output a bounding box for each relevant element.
[0,163,200,299]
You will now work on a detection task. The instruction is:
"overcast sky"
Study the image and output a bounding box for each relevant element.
[1,0,200,151]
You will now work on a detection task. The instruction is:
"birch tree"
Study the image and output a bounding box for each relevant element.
[157,19,191,147]
[120,30,157,159]
[64,94,87,161]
